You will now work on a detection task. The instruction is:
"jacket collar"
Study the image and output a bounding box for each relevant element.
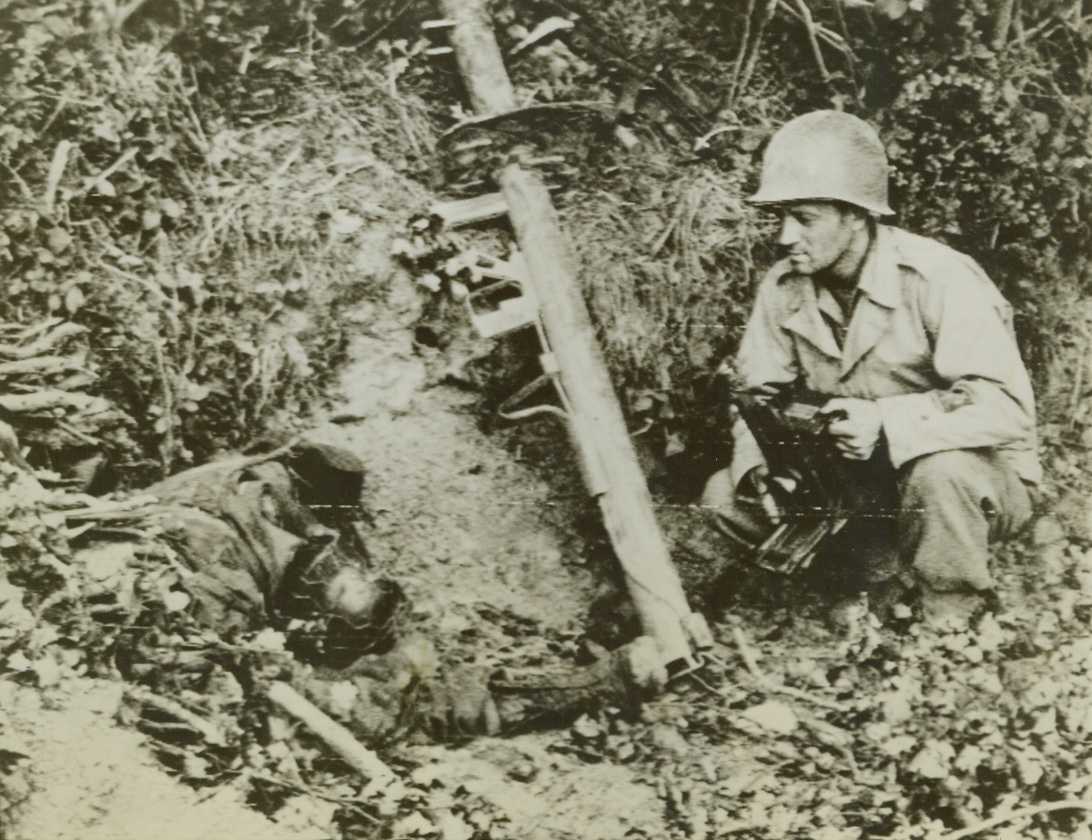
[779,226,903,376]
[855,225,901,310]
[840,226,900,376]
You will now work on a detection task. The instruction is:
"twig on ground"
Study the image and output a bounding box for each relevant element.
[250,771,380,823]
[940,800,1092,840]
[43,141,72,214]
[267,681,396,785]
[730,624,850,712]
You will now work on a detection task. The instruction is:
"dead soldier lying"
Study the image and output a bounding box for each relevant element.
[74,438,665,743]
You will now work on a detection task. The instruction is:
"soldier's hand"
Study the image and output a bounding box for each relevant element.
[819,397,882,460]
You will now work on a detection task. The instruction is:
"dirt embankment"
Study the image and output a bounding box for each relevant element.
[6,173,668,838]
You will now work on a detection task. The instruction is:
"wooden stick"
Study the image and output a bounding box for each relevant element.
[940,800,1092,840]
[267,681,395,785]
[731,625,850,713]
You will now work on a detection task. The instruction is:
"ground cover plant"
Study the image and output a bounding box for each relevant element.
[2,0,1092,838]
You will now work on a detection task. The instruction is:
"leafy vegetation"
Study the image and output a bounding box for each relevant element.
[2,0,1091,838]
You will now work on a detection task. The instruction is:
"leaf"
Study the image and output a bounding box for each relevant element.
[976,613,1006,652]
[954,744,988,773]
[164,590,191,612]
[882,735,917,756]
[907,740,955,779]
[33,657,61,687]
[418,273,442,293]
[252,628,286,651]
[393,811,437,836]
[64,286,85,314]
[1014,746,1043,785]
[1031,707,1057,735]
[572,713,601,739]
[46,227,72,253]
[1025,676,1061,708]
[161,198,183,219]
[142,209,162,230]
[742,701,798,735]
[326,680,359,718]
[182,753,209,779]
[875,0,909,19]
[331,209,364,235]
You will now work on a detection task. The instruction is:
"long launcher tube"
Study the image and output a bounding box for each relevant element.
[437,0,708,672]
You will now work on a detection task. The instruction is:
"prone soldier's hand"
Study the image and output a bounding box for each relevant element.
[819,397,882,460]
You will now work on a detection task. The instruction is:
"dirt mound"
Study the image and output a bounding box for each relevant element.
[308,246,598,648]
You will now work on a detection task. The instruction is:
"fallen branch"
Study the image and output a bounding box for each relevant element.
[0,322,86,360]
[0,354,84,377]
[0,389,110,415]
[940,800,1092,840]
[731,624,850,713]
[267,681,396,785]
[125,685,227,746]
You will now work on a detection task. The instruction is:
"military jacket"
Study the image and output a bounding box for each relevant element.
[730,225,1041,487]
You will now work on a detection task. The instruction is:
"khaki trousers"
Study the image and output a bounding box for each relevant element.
[702,449,1032,596]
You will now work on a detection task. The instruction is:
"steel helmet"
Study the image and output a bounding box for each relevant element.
[748,111,893,216]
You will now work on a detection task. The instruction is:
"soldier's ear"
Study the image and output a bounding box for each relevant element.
[842,205,871,233]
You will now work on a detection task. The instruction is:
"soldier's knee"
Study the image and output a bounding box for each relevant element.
[701,468,736,512]
[901,450,983,498]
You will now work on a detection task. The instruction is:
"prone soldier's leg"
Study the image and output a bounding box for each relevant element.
[897,450,1032,622]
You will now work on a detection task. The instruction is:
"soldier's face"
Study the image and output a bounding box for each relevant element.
[774,202,859,278]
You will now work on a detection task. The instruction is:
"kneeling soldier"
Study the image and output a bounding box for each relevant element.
[703,111,1039,625]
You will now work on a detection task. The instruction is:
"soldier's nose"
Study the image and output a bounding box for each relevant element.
[777,215,802,248]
